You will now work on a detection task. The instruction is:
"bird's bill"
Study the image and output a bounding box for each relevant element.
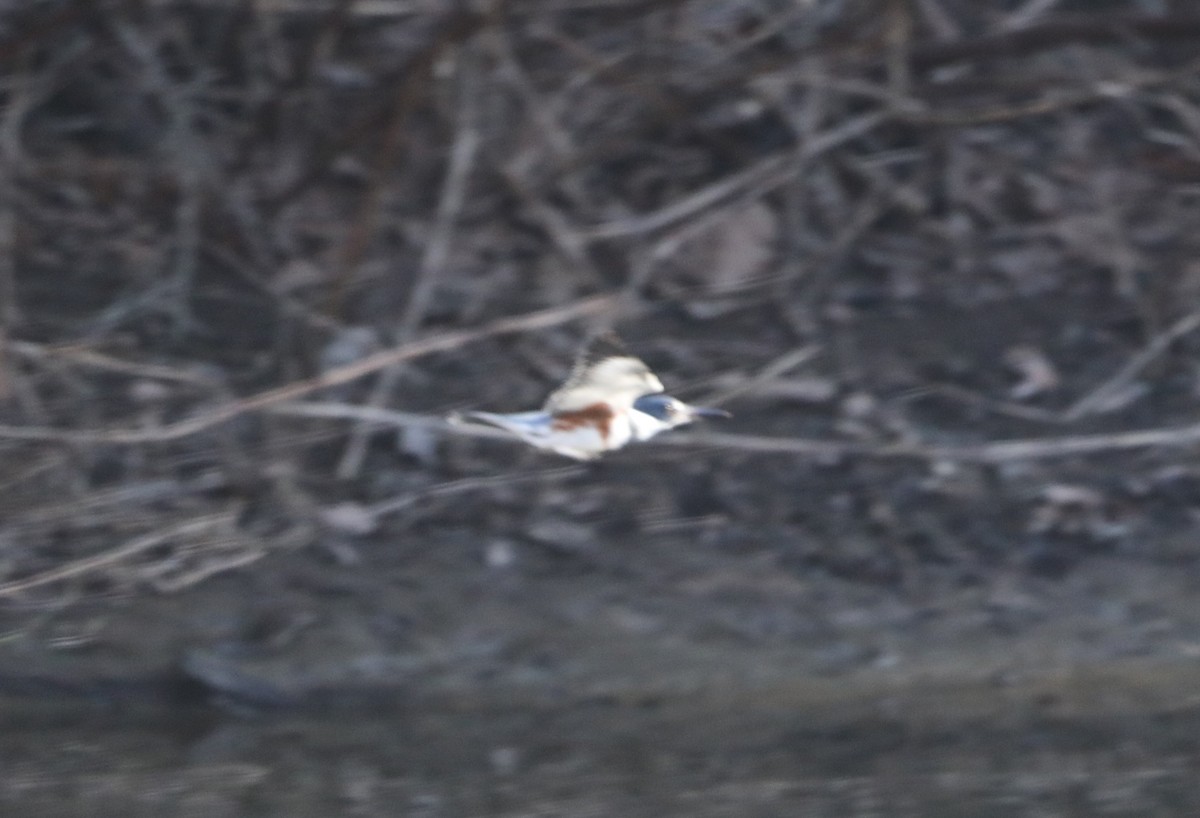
[685,405,732,419]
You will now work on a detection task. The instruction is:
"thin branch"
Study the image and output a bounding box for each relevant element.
[906,13,1200,73]
[336,56,483,478]
[110,20,211,331]
[0,513,238,598]
[661,423,1200,464]
[366,464,588,520]
[9,341,222,387]
[701,344,822,407]
[276,401,1200,466]
[0,294,619,445]
[581,111,886,242]
[1063,309,1200,421]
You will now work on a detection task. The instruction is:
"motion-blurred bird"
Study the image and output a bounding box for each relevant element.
[451,334,729,460]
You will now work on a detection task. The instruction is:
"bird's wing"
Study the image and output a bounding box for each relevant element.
[543,332,664,413]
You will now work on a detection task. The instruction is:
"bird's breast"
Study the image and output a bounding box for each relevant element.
[550,402,616,441]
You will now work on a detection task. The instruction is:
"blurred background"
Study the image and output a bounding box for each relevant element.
[3,0,1200,815]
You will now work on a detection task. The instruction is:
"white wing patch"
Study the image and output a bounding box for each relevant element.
[462,409,635,460]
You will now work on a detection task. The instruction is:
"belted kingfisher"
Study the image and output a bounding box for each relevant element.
[452,333,729,460]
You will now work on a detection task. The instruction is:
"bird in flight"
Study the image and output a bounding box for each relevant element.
[452,333,729,460]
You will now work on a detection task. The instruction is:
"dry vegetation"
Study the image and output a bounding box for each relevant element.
[3,0,1200,676]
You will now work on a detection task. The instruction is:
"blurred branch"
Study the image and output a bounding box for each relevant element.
[701,344,822,407]
[907,13,1200,73]
[253,400,1200,467]
[0,294,619,445]
[0,0,97,68]
[9,341,221,387]
[0,512,238,599]
[265,5,485,213]
[335,52,483,478]
[1064,309,1200,422]
[584,111,887,242]
[666,421,1200,465]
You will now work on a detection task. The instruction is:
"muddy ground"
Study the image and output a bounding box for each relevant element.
[3,1,1200,815]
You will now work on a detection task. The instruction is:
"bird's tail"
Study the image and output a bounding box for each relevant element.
[449,410,549,438]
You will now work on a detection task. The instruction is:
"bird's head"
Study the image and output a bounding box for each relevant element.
[629,394,730,440]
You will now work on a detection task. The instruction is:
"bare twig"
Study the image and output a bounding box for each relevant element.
[335,55,483,478]
[0,512,238,598]
[0,45,28,384]
[0,183,16,333]
[581,152,794,242]
[0,326,8,403]
[173,0,663,16]
[701,344,822,407]
[9,341,222,387]
[274,400,1200,466]
[897,383,1065,425]
[1064,309,1200,421]
[0,294,619,445]
[4,478,192,531]
[885,0,914,102]
[138,535,266,594]
[906,13,1200,73]
[110,20,212,332]
[586,108,885,263]
[366,464,588,520]
[661,423,1200,464]
[1000,0,1064,30]
[616,110,886,314]
[264,7,485,213]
